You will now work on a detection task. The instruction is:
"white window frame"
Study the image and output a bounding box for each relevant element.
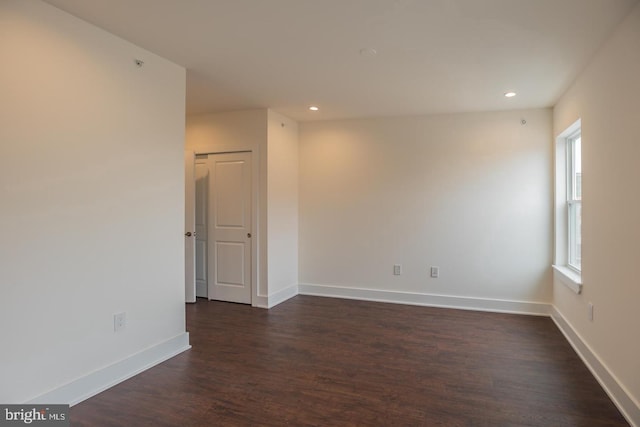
[566,130,581,272]
[553,119,582,294]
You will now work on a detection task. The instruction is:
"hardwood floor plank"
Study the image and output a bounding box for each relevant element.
[70,296,629,426]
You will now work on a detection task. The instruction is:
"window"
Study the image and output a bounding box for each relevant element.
[567,131,581,271]
[553,119,582,293]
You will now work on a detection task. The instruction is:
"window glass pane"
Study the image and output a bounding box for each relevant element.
[575,203,581,269]
[568,134,582,271]
[573,137,581,200]
[569,203,582,270]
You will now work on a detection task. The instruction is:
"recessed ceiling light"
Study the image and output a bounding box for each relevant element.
[359,48,378,58]
[309,106,319,111]
[504,92,517,98]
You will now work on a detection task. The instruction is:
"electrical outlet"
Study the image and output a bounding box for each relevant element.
[114,312,126,332]
[430,266,439,278]
[587,303,594,322]
[393,264,402,276]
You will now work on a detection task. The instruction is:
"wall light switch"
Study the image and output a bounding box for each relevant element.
[430,266,439,278]
[393,264,402,276]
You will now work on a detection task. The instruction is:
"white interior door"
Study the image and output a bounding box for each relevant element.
[195,159,208,298]
[207,152,252,304]
[184,151,196,303]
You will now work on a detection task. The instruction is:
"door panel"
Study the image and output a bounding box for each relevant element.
[207,152,252,304]
[195,160,209,298]
[215,242,245,285]
[215,161,247,227]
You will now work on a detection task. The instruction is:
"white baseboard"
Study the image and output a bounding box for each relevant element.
[252,285,299,309]
[298,283,550,316]
[551,307,639,427]
[27,333,191,407]
[267,284,299,308]
[252,295,268,308]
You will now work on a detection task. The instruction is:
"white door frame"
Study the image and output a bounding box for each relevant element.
[184,150,196,303]
[187,143,260,307]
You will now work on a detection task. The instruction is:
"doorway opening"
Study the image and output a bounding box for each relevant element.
[186,150,255,305]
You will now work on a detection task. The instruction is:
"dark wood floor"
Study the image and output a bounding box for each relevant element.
[71,296,628,426]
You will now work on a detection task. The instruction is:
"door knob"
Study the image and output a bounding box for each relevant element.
[185,232,192,237]
[247,233,252,238]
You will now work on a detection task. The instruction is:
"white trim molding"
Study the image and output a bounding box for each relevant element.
[252,285,299,309]
[267,284,299,308]
[298,284,550,316]
[252,295,268,309]
[27,333,191,407]
[551,307,640,427]
[553,265,583,294]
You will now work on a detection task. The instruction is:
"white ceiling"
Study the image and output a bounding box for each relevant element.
[43,0,638,121]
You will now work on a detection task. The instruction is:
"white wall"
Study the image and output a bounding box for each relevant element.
[299,109,553,307]
[553,2,640,415]
[267,110,299,298]
[185,109,300,307]
[0,0,187,403]
[186,110,268,304]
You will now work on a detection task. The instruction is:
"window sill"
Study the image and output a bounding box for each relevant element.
[552,265,583,294]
